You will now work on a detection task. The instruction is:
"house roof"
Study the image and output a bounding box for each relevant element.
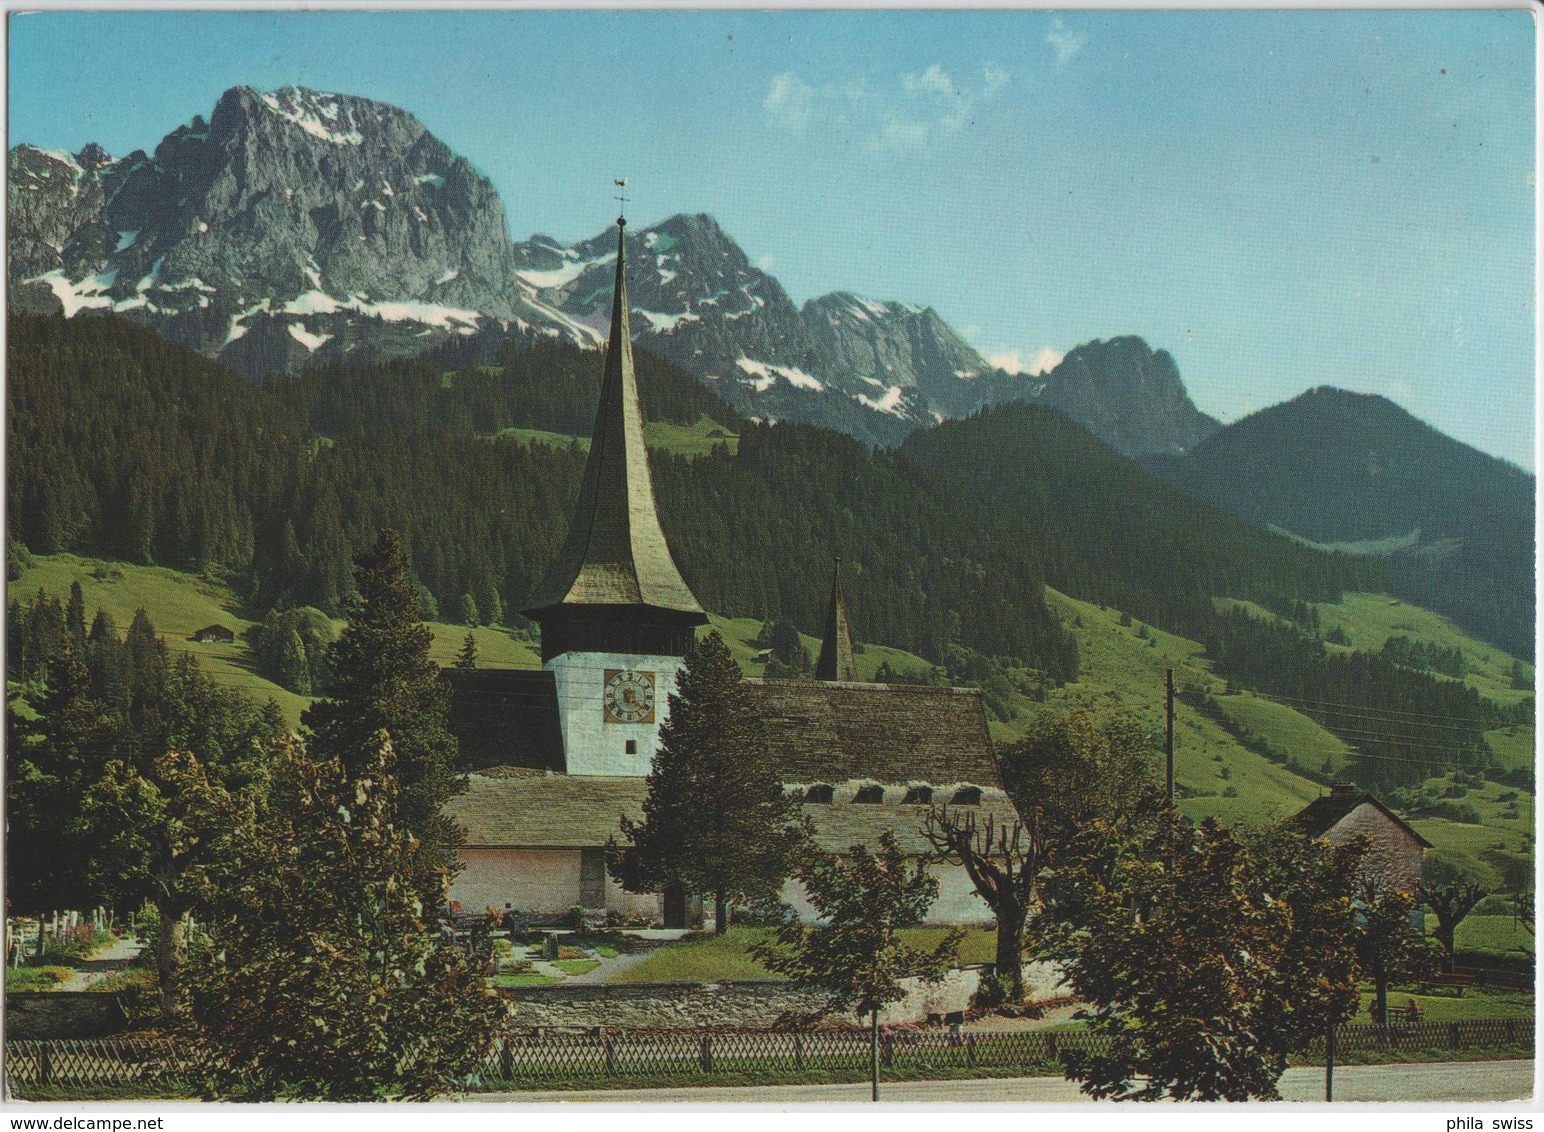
[1286,788,1434,850]
[521,218,705,621]
[745,678,1000,788]
[447,768,1016,855]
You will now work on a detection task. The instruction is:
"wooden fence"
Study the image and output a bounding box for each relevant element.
[6,1018,1533,1091]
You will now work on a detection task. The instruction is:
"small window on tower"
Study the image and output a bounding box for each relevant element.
[804,784,835,804]
[625,739,638,755]
[903,785,933,805]
[853,784,884,805]
[951,785,983,806]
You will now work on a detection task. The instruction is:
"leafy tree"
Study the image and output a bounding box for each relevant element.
[999,708,1164,853]
[302,529,464,892]
[1353,878,1440,1023]
[608,631,806,934]
[455,632,478,670]
[84,750,247,1019]
[923,807,1040,1003]
[1036,814,1363,1101]
[458,592,481,628]
[755,830,962,1101]
[1419,859,1491,969]
[189,734,504,1100]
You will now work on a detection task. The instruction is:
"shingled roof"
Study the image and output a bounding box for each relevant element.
[522,218,705,620]
[447,769,1015,855]
[1286,785,1434,849]
[746,678,1000,788]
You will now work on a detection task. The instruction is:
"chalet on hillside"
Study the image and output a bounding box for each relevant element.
[190,624,235,644]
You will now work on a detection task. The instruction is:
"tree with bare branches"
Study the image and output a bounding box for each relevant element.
[923,806,1041,1003]
[1419,874,1490,969]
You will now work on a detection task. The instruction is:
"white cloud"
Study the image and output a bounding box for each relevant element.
[988,346,1064,376]
[871,120,931,154]
[764,62,1009,153]
[1028,346,1065,375]
[764,72,813,132]
[1046,18,1088,67]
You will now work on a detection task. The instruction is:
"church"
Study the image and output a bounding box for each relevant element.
[443,214,1010,928]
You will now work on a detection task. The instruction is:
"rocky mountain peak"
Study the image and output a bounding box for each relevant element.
[1034,336,1219,458]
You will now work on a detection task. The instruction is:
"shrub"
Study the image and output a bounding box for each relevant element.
[6,965,74,992]
[973,972,1008,1009]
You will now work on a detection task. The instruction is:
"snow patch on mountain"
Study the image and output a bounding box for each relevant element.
[288,323,333,352]
[736,356,824,393]
[258,88,365,145]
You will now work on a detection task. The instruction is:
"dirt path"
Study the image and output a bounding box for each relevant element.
[57,934,143,991]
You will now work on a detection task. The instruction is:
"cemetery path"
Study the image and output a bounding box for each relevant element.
[58,934,143,990]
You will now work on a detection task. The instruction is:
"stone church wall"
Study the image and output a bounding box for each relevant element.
[779,862,995,927]
[452,848,659,920]
[502,967,986,1030]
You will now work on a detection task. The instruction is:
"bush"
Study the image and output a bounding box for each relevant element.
[6,965,74,992]
[972,972,1008,1009]
[491,938,514,956]
[94,967,160,1025]
[41,923,113,965]
[1429,802,1483,825]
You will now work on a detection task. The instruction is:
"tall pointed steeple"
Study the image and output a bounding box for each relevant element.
[816,556,857,682]
[524,214,706,662]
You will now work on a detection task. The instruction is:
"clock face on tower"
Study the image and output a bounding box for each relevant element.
[603,669,656,725]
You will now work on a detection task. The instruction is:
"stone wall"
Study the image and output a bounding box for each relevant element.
[503,967,984,1031]
[6,992,129,1039]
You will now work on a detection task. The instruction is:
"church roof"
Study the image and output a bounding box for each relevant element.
[744,678,1000,788]
[815,557,857,682]
[522,218,705,620]
[449,768,1015,855]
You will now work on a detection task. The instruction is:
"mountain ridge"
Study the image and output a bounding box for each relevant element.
[10,83,1218,457]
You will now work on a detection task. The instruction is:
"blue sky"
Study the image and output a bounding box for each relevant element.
[8,8,1536,468]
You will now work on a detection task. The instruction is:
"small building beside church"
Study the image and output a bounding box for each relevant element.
[444,213,1004,928]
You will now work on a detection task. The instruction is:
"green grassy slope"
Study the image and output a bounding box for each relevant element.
[489,414,739,459]
[12,554,539,727]
[13,555,1531,889]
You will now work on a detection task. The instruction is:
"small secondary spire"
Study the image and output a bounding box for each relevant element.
[816,556,857,682]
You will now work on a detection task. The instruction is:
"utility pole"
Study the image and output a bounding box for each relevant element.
[1165,668,1175,805]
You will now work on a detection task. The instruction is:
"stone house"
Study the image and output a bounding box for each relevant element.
[1285,782,1432,894]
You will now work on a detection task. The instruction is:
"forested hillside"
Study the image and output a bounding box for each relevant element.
[9,313,1531,806]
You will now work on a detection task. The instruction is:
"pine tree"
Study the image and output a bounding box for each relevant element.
[65,581,86,648]
[454,632,477,670]
[302,529,464,889]
[608,631,807,933]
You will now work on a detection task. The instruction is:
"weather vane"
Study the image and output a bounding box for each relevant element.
[614,177,629,225]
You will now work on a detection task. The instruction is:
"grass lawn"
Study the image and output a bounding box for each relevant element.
[1450,914,1536,965]
[493,972,566,988]
[553,959,602,976]
[1360,985,1533,1023]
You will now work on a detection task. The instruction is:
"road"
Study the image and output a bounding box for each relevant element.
[467,1058,1534,1104]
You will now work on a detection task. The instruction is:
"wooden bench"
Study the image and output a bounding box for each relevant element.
[1383,1005,1423,1025]
[1424,971,1476,996]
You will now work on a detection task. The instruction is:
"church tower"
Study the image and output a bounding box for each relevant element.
[815,556,857,682]
[523,214,708,775]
